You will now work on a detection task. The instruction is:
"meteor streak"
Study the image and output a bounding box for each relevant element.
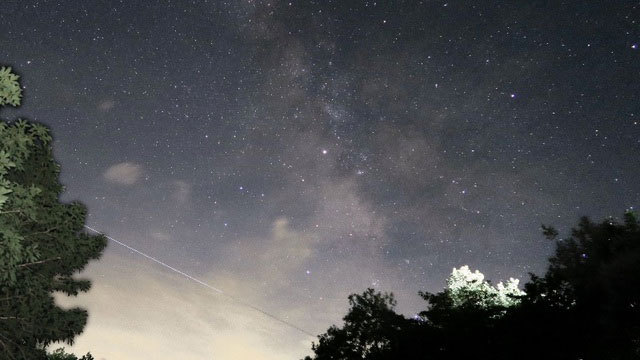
[83,225,315,337]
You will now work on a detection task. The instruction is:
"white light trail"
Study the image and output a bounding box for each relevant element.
[83,225,315,337]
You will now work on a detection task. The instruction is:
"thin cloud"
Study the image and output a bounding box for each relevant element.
[103,162,142,186]
[97,99,115,112]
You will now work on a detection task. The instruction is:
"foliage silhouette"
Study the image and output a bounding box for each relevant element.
[516,212,640,359]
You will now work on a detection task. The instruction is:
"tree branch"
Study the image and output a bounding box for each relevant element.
[17,257,61,268]
[26,227,58,237]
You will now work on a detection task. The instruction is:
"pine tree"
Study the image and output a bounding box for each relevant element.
[0,66,106,359]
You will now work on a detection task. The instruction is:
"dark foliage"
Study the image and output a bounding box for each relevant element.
[518,213,640,359]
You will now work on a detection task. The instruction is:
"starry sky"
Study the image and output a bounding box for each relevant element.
[1,0,639,359]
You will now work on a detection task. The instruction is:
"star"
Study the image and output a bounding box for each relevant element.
[3,1,638,357]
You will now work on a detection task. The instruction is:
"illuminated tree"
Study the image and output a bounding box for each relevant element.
[304,269,527,360]
[442,265,524,309]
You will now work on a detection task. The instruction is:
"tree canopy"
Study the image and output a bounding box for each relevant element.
[305,289,409,360]
[303,212,640,360]
[45,348,93,360]
[0,66,105,359]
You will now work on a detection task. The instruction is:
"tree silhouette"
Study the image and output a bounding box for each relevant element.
[303,268,526,360]
[416,266,525,359]
[303,289,418,360]
[303,212,640,360]
[514,212,640,359]
[0,66,105,359]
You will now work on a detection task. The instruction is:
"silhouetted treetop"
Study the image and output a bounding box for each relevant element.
[303,212,640,360]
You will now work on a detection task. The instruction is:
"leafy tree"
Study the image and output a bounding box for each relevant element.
[0,66,106,359]
[423,265,524,310]
[0,66,22,107]
[303,268,526,360]
[303,288,417,360]
[418,266,523,329]
[46,348,93,360]
[415,267,525,359]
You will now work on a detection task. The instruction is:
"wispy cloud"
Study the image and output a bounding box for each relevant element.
[171,180,191,205]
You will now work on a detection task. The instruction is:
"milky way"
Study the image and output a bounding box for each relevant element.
[1,1,639,359]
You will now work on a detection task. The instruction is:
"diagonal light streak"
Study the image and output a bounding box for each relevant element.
[83,225,315,338]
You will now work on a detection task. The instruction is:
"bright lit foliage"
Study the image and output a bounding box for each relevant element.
[446,265,525,309]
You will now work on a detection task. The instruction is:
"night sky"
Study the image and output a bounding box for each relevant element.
[1,0,639,358]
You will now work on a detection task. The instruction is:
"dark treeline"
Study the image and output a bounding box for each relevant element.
[303,213,640,360]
